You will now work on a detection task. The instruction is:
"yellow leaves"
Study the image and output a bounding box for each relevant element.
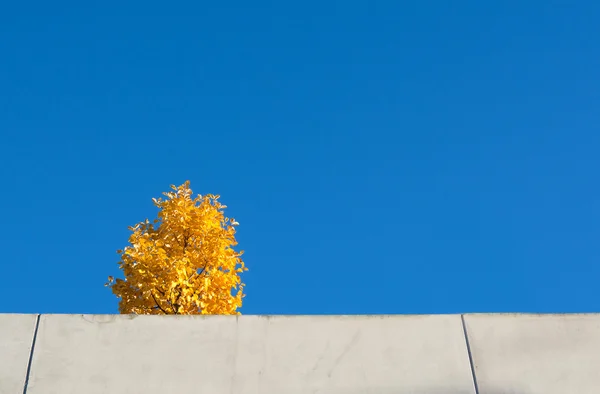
[107,181,246,316]
[104,276,115,287]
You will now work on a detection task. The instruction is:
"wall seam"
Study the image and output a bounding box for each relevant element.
[22,314,41,394]
[461,314,480,394]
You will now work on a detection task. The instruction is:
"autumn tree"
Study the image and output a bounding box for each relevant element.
[106,181,246,315]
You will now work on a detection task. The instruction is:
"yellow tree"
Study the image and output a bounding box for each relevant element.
[106,181,246,315]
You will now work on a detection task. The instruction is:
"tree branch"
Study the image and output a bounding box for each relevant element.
[188,265,207,282]
[151,292,169,314]
[183,233,189,253]
[173,285,183,314]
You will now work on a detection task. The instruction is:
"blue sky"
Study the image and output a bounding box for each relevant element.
[1,1,599,315]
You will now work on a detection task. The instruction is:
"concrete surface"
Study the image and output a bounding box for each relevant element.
[2,313,600,394]
[0,314,38,394]
[464,313,600,394]
[232,315,475,394]
[25,314,475,394]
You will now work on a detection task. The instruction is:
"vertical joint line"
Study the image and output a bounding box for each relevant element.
[23,314,41,394]
[461,314,480,394]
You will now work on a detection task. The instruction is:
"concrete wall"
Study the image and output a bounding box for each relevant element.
[1,314,599,394]
[464,314,600,394]
[0,314,38,394]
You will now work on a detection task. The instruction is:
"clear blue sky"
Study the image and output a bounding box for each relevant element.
[1,1,599,315]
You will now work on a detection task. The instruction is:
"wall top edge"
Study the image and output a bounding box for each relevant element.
[2,312,599,317]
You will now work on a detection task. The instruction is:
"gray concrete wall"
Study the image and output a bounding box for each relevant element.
[0,314,38,394]
[464,313,600,394]
[1,313,599,394]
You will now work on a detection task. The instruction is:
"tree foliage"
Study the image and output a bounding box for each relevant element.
[106,181,246,315]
